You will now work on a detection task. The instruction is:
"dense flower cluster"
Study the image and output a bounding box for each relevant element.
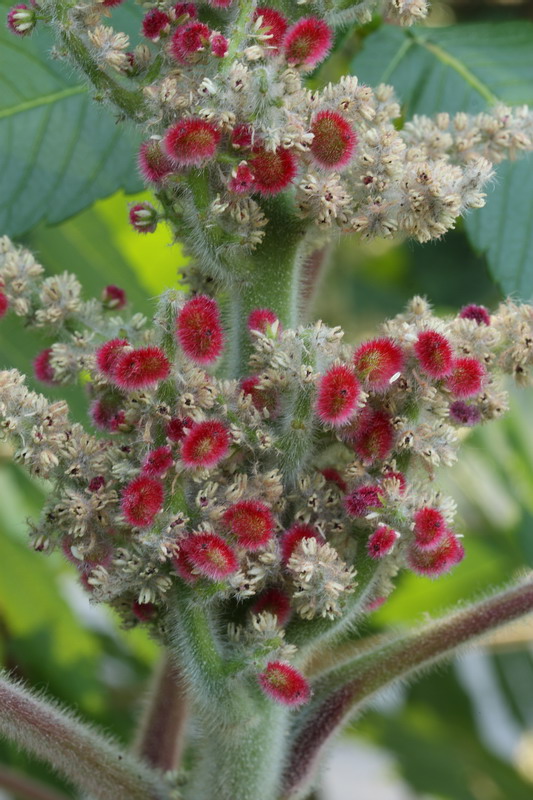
[2,236,533,703]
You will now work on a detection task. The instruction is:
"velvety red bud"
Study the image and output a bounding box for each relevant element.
[142,446,174,477]
[174,2,197,21]
[101,284,126,310]
[129,202,157,233]
[413,507,447,551]
[316,365,360,426]
[258,661,310,706]
[368,525,399,559]
[445,358,485,399]
[310,111,357,170]
[33,348,58,385]
[247,308,279,333]
[166,416,193,442]
[0,291,8,318]
[414,331,453,378]
[249,147,297,195]
[352,407,395,464]
[138,139,174,183]
[320,467,347,493]
[132,601,157,621]
[112,346,170,390]
[181,419,230,468]
[240,376,280,416]
[223,500,275,551]
[176,295,224,364]
[228,163,255,193]
[281,523,320,563]
[407,532,465,577]
[459,304,491,326]
[344,484,382,517]
[142,8,171,40]
[231,123,255,150]
[282,17,332,68]
[353,337,404,391]
[7,3,36,35]
[251,588,292,626]
[88,476,106,492]
[182,532,239,579]
[90,397,126,432]
[102,0,125,6]
[171,21,211,63]
[449,400,481,426]
[253,7,288,53]
[164,118,220,167]
[121,475,164,527]
[96,339,129,376]
[211,32,228,57]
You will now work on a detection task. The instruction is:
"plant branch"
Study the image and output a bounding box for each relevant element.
[0,765,70,800]
[134,654,189,773]
[282,576,533,800]
[0,674,169,800]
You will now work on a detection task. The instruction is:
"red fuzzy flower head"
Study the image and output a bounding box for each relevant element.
[231,124,255,150]
[164,118,220,167]
[368,525,399,559]
[413,507,447,551]
[282,17,332,68]
[90,396,126,433]
[407,532,465,577]
[121,475,164,527]
[459,304,491,326]
[414,331,453,378]
[33,348,58,385]
[344,484,382,517]
[176,295,224,364]
[449,400,481,427]
[171,21,211,62]
[254,7,288,54]
[223,500,275,550]
[320,467,347,493]
[142,446,174,477]
[181,420,230,468]
[132,601,157,622]
[172,548,200,584]
[281,523,320,563]
[228,163,255,194]
[315,365,360,427]
[88,476,106,492]
[142,8,171,40]
[182,532,238,579]
[252,588,292,626]
[129,202,157,233]
[211,32,228,57]
[138,139,174,183]
[166,416,193,442]
[250,147,297,195]
[258,661,310,706]
[352,407,395,464]
[445,358,485,398]
[96,338,130,377]
[101,285,127,310]
[310,111,357,170]
[174,2,197,22]
[353,337,404,391]
[248,308,279,334]
[7,3,36,35]
[0,291,9,318]
[102,0,125,6]
[112,346,171,390]
[241,376,280,416]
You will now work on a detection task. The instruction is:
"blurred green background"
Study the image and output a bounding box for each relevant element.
[2,0,533,798]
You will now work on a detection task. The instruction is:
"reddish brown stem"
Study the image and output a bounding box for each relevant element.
[282,578,533,800]
[0,765,69,800]
[134,655,188,772]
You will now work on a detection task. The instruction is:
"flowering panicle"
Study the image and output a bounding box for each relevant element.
[3,238,533,704]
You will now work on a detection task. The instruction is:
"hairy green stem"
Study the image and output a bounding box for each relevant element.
[0,765,70,800]
[281,577,533,800]
[0,674,168,800]
[134,655,188,773]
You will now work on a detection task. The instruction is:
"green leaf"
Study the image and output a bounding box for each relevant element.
[352,22,533,298]
[0,3,145,236]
